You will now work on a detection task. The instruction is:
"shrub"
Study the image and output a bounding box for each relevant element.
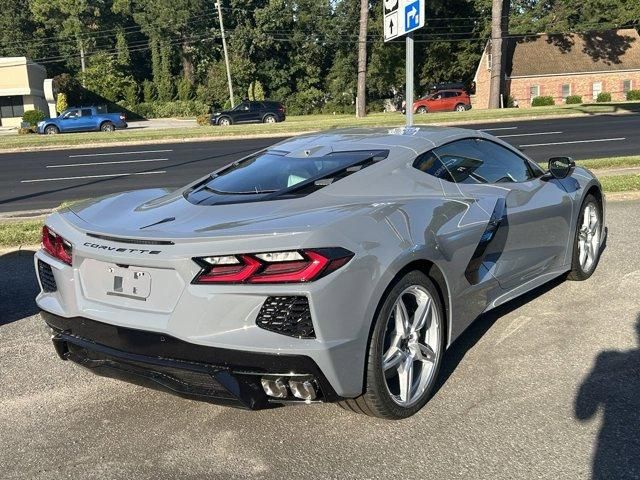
[18,127,35,135]
[596,92,611,103]
[123,83,139,106]
[143,80,156,102]
[22,109,46,126]
[626,89,640,101]
[506,96,516,108]
[531,96,555,106]
[196,113,211,126]
[565,95,582,104]
[366,99,385,113]
[56,92,68,115]
[177,77,193,101]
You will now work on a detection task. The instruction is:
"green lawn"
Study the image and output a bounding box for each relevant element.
[2,101,640,151]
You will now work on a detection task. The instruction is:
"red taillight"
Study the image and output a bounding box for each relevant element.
[192,248,353,284]
[42,226,73,265]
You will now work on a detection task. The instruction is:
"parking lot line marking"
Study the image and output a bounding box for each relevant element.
[519,137,626,147]
[479,127,518,132]
[21,171,166,183]
[498,131,562,138]
[47,158,169,168]
[68,149,173,158]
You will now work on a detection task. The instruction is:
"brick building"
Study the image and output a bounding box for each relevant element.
[472,29,640,109]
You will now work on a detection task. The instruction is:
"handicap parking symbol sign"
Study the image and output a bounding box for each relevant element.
[404,0,420,31]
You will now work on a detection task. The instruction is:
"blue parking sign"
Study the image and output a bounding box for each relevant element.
[404,0,420,31]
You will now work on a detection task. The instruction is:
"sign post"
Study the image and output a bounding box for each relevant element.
[383,0,425,127]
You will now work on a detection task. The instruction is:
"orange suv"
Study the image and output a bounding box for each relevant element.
[413,89,471,113]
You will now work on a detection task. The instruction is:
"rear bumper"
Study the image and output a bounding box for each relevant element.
[43,310,342,409]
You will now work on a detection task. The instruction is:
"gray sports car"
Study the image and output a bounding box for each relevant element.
[35,126,605,419]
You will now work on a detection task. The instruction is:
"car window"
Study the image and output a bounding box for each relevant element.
[414,138,535,184]
[201,150,388,194]
[63,109,80,119]
[443,92,456,98]
[234,102,250,111]
[81,109,92,117]
[432,93,442,100]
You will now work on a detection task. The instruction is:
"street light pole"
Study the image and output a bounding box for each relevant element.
[405,32,413,126]
[215,1,235,108]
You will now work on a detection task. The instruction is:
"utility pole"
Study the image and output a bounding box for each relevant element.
[488,0,504,109]
[355,0,368,118]
[215,1,235,108]
[79,38,86,87]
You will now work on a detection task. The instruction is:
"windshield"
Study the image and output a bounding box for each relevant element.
[203,150,386,195]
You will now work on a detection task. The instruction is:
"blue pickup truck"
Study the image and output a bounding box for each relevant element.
[36,107,127,134]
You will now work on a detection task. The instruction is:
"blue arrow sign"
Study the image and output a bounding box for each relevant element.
[405,0,420,31]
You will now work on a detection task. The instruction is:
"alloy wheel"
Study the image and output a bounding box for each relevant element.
[455,104,466,112]
[381,285,441,407]
[578,202,600,272]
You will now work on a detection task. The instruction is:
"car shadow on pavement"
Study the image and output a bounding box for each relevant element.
[573,314,640,480]
[434,274,567,393]
[0,249,39,326]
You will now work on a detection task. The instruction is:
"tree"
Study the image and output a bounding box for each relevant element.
[115,28,132,68]
[488,0,508,109]
[355,0,369,118]
[81,52,136,103]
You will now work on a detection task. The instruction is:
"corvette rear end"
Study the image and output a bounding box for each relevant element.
[35,127,605,419]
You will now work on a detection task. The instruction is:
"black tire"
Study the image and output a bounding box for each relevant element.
[44,125,59,135]
[218,116,232,126]
[416,106,427,114]
[454,103,467,112]
[263,114,277,124]
[338,270,445,419]
[100,121,115,132]
[567,193,603,281]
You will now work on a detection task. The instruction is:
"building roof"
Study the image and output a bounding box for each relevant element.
[505,29,640,77]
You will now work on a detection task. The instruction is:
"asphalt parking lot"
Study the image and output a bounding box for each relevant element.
[1,199,639,480]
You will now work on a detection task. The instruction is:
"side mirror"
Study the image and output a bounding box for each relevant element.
[548,156,575,179]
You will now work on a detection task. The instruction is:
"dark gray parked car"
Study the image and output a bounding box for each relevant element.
[211,100,286,126]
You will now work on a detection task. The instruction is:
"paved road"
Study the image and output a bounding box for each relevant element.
[1,113,639,213]
[1,199,638,479]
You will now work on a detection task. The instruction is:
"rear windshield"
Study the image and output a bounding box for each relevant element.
[185,149,388,205]
[205,150,385,194]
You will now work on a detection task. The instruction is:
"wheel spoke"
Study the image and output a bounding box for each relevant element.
[579,240,587,266]
[411,297,431,333]
[582,206,590,231]
[394,300,410,337]
[398,355,414,403]
[382,344,404,372]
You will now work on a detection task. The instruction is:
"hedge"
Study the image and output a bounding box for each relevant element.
[626,90,640,101]
[119,100,210,118]
[531,96,555,106]
[596,92,612,103]
[565,95,582,104]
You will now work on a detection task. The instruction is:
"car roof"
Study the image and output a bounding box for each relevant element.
[268,126,487,156]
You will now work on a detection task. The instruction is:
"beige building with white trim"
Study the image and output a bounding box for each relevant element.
[0,57,50,127]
